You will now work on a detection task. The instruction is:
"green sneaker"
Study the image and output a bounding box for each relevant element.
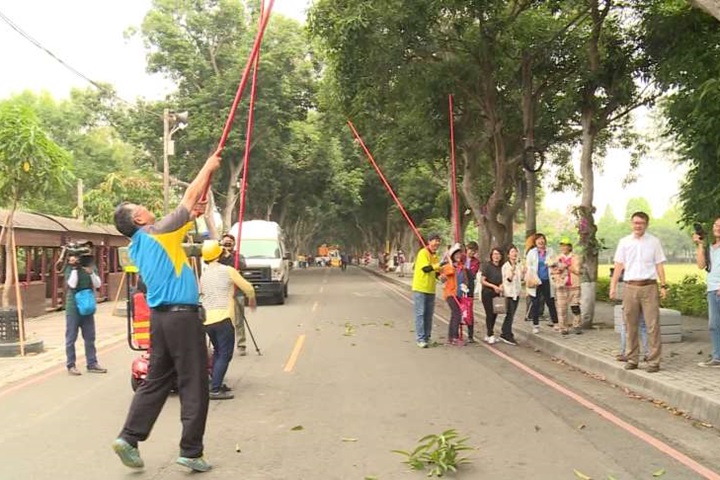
[111,438,144,469]
[177,456,212,472]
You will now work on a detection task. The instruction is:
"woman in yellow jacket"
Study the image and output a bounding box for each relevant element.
[200,240,256,400]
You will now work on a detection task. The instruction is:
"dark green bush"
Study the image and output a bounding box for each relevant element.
[662,275,707,317]
[596,277,610,302]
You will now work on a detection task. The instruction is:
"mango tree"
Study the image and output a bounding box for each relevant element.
[0,99,72,311]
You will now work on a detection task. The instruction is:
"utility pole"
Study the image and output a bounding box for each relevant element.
[163,108,170,215]
[162,109,188,215]
[77,178,84,221]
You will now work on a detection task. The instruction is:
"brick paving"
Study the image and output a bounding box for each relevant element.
[0,303,126,389]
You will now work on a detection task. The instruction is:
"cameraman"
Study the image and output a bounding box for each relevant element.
[218,233,248,356]
[694,218,720,368]
[65,254,106,376]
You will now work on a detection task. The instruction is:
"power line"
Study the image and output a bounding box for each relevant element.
[0,8,163,119]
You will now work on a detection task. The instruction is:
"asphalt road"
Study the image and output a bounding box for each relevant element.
[0,267,718,480]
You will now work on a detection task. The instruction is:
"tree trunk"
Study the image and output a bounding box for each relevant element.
[690,0,720,21]
[521,51,538,239]
[576,0,608,328]
[578,120,599,328]
[204,190,219,239]
[222,161,242,229]
[1,204,17,308]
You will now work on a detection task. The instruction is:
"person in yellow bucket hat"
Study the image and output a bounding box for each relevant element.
[551,237,583,335]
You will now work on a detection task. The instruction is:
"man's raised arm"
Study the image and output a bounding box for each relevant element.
[180,150,222,213]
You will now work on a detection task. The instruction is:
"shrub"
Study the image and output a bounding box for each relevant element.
[592,275,707,317]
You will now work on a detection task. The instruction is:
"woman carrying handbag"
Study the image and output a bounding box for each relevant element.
[480,247,504,344]
[500,245,523,345]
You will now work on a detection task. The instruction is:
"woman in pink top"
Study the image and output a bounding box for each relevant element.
[551,237,583,335]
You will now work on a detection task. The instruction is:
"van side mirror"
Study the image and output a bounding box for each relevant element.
[283,252,291,261]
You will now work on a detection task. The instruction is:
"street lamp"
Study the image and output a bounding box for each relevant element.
[163,109,189,214]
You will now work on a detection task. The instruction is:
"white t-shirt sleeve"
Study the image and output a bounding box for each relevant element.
[654,237,667,265]
[613,238,627,264]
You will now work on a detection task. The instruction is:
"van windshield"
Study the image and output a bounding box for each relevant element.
[240,239,281,259]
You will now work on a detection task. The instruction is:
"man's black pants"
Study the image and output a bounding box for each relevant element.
[119,308,209,458]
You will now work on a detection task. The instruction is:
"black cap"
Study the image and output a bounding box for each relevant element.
[427,233,441,242]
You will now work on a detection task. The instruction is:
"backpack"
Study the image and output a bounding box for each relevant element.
[75,289,97,316]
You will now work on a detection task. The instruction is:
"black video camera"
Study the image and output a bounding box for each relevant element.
[694,223,705,241]
[54,240,95,273]
[65,240,94,267]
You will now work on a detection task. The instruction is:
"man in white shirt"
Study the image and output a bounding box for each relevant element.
[609,211,668,373]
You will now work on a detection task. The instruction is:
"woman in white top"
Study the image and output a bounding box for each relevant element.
[500,245,523,345]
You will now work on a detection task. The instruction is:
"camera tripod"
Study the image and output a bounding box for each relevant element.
[243,315,262,356]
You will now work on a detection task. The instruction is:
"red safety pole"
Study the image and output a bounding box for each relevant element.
[234,0,264,269]
[200,0,275,202]
[349,120,467,344]
[449,94,460,243]
[347,120,426,248]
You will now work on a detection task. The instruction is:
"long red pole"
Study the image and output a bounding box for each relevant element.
[200,0,275,201]
[347,120,426,248]
[449,94,460,243]
[234,1,264,269]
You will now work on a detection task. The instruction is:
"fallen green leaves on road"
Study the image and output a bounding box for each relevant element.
[343,322,355,336]
[573,468,667,479]
[392,429,473,477]
[290,425,304,431]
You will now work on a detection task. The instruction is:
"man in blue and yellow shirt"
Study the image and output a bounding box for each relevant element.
[110,150,220,473]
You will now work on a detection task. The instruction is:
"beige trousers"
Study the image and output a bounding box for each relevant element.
[556,286,581,330]
[622,284,661,367]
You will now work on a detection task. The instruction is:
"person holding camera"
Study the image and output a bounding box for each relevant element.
[64,254,106,376]
[693,218,720,368]
[111,150,221,472]
[218,233,249,356]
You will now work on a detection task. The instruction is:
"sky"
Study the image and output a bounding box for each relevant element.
[0,0,683,220]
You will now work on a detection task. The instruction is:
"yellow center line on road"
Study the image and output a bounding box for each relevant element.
[283,334,306,373]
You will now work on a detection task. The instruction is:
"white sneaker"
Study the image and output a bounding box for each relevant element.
[532,326,540,334]
[484,335,496,344]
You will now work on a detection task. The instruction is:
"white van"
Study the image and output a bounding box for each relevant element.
[229,220,290,304]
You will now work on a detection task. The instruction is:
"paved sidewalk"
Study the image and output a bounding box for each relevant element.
[364,265,720,428]
[0,303,127,390]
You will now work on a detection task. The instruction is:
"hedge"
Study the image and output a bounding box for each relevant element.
[595,275,707,317]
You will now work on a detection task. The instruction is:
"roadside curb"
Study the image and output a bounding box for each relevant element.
[0,302,128,391]
[511,328,720,428]
[362,266,720,427]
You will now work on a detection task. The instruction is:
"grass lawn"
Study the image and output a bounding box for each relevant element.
[598,263,704,284]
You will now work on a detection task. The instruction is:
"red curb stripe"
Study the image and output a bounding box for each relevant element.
[379,279,720,480]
